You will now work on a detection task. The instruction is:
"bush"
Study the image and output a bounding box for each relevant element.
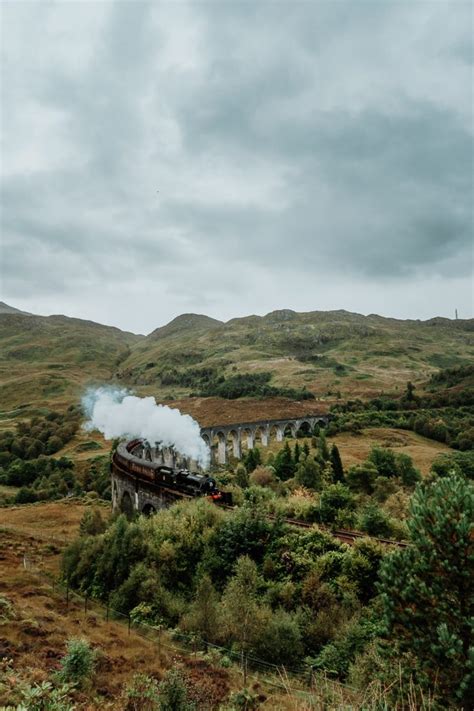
[295,455,322,490]
[79,507,106,536]
[249,466,275,488]
[252,608,304,665]
[358,504,393,538]
[123,673,160,710]
[157,668,195,711]
[368,447,397,478]
[394,453,421,487]
[58,637,96,686]
[319,484,355,525]
[14,486,38,504]
[345,463,378,494]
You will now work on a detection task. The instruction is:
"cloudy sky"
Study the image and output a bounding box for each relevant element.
[1,0,472,334]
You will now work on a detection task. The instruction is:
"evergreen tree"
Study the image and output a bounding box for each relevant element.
[302,441,310,457]
[330,444,345,483]
[294,442,301,463]
[273,442,295,481]
[318,432,330,461]
[235,463,249,489]
[295,454,322,490]
[378,473,473,708]
[243,448,261,473]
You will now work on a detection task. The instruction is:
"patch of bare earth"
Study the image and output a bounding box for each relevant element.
[166,396,330,427]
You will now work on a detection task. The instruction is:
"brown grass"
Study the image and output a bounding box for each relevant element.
[329,427,450,475]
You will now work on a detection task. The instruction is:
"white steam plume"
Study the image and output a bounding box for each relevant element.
[82,387,210,468]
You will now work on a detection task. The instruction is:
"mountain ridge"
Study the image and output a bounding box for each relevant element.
[1,300,473,416]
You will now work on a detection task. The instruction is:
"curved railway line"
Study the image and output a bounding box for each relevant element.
[112,450,409,549]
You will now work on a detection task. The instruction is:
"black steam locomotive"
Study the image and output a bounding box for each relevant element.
[114,439,233,504]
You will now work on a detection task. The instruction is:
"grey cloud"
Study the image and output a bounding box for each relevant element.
[1,0,472,326]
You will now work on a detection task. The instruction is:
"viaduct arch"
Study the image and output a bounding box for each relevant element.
[201,414,329,466]
[111,414,329,514]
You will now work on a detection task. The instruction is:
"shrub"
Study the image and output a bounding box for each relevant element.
[345,463,378,494]
[58,637,96,686]
[319,484,355,525]
[14,486,38,504]
[249,466,275,488]
[368,447,397,478]
[79,507,106,536]
[395,453,421,487]
[295,455,322,490]
[123,673,160,711]
[358,504,393,538]
[157,668,195,711]
[234,464,249,488]
[252,608,304,665]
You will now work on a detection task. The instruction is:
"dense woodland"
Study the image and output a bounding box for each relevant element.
[0,409,110,504]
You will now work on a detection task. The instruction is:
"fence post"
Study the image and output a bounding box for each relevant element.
[106,597,110,623]
[84,594,88,616]
[128,614,131,635]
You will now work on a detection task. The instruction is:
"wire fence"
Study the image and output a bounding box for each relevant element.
[21,553,365,705]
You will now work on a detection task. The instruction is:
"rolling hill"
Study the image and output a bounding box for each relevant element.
[0,302,473,424]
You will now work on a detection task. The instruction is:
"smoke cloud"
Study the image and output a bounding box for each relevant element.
[82,387,210,468]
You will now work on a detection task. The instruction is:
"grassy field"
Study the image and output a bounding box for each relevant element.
[257,427,450,476]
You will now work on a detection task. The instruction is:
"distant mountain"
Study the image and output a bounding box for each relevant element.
[118,309,474,408]
[0,301,30,315]
[0,305,472,418]
[148,313,224,340]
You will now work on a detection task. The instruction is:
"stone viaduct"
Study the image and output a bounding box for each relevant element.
[111,414,329,515]
[200,414,329,465]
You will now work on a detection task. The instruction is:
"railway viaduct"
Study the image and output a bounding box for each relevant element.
[200,414,329,465]
[112,414,329,515]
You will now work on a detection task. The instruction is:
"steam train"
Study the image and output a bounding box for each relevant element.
[113,439,233,504]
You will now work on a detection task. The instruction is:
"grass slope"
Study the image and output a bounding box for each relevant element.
[0,312,140,416]
[121,309,474,409]
[1,303,472,424]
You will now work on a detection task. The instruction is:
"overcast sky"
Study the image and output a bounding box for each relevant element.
[1,0,472,334]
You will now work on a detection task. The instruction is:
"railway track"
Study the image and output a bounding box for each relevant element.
[113,454,408,549]
[220,505,408,548]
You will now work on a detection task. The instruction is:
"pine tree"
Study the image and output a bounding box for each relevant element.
[330,444,344,483]
[302,441,310,457]
[294,442,301,463]
[295,454,322,490]
[235,464,249,489]
[274,442,295,481]
[243,448,261,473]
[318,432,330,461]
[378,473,473,707]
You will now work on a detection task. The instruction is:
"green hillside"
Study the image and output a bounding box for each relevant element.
[118,309,474,404]
[0,311,140,417]
[1,304,473,422]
